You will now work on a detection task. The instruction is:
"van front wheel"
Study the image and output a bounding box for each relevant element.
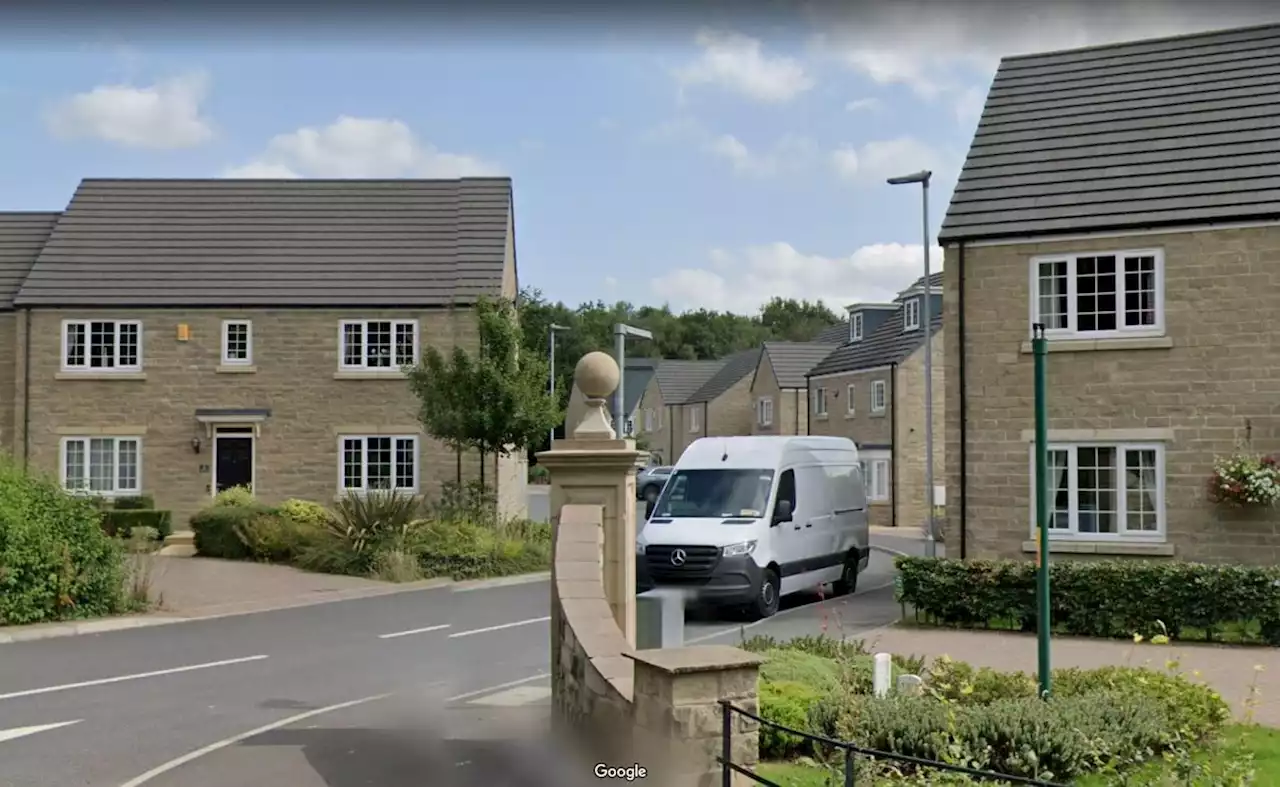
[751,569,781,619]
[831,554,858,597]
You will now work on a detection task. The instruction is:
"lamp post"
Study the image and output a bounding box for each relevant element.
[887,169,937,558]
[548,323,569,447]
[1032,322,1052,698]
[613,323,654,437]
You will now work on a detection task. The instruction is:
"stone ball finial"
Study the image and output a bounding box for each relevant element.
[575,351,620,400]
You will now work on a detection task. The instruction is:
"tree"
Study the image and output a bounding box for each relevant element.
[409,296,562,490]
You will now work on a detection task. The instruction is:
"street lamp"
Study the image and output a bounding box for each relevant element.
[887,169,937,559]
[548,323,570,447]
[613,323,653,438]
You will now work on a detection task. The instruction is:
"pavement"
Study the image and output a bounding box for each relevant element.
[0,529,926,786]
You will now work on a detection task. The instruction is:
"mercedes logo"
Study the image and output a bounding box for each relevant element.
[670,549,687,567]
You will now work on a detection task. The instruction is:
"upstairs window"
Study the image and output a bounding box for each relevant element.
[871,380,887,413]
[757,397,773,427]
[221,320,253,366]
[903,298,921,331]
[63,320,141,372]
[850,312,864,342]
[811,387,827,417]
[340,320,419,371]
[1031,250,1164,339]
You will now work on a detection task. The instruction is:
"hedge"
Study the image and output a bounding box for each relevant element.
[895,556,1280,644]
[101,509,172,540]
[190,503,279,560]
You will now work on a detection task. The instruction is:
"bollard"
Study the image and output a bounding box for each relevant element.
[873,652,892,698]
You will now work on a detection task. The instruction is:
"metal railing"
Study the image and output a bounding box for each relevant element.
[717,700,1066,787]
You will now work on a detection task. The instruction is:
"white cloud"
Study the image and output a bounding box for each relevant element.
[674,29,814,104]
[225,116,502,179]
[830,137,951,185]
[845,98,883,113]
[650,241,945,315]
[45,71,214,149]
[707,133,817,177]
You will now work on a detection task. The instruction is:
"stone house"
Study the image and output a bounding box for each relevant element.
[1,177,527,528]
[564,356,658,441]
[940,23,1280,564]
[806,274,944,529]
[748,341,842,437]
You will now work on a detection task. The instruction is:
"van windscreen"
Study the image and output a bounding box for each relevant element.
[651,469,775,519]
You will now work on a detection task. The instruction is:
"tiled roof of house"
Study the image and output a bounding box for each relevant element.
[654,359,725,405]
[623,358,659,414]
[939,23,1280,243]
[760,342,839,389]
[0,213,59,309]
[686,348,763,404]
[807,275,943,378]
[808,322,850,344]
[13,178,513,307]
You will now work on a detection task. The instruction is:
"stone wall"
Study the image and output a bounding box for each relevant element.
[893,333,946,535]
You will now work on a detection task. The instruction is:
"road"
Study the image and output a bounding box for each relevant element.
[0,534,921,787]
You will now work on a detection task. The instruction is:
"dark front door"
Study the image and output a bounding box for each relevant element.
[215,437,254,492]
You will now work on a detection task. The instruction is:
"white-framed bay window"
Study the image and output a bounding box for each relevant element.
[61,436,141,495]
[62,320,142,372]
[339,435,419,494]
[339,319,419,371]
[1029,249,1164,340]
[1029,442,1165,540]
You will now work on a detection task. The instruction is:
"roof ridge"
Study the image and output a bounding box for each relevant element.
[1000,22,1280,64]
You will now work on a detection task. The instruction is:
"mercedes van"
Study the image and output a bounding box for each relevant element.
[635,435,870,619]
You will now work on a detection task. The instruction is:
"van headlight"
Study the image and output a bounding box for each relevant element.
[722,540,757,558]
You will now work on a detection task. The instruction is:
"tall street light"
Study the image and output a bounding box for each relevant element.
[613,323,654,438]
[887,169,937,559]
[548,323,570,447]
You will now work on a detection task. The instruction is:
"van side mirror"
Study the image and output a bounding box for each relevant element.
[772,499,793,525]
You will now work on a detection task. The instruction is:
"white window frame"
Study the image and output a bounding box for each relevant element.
[871,380,887,413]
[757,396,774,427]
[338,319,420,371]
[1027,442,1166,541]
[643,408,656,432]
[812,387,827,417]
[860,453,890,502]
[850,312,864,342]
[61,319,143,373]
[688,407,701,433]
[903,298,921,331]
[59,436,142,496]
[221,320,253,366]
[845,384,856,416]
[1028,248,1165,340]
[338,435,420,494]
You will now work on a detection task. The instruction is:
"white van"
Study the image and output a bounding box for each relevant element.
[635,435,870,619]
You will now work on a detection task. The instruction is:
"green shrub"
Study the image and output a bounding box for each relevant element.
[760,649,844,696]
[112,495,156,511]
[923,656,1038,705]
[1053,665,1230,742]
[896,556,1280,643]
[0,462,127,625]
[234,509,313,564]
[278,498,332,529]
[100,509,172,540]
[411,518,550,579]
[528,465,550,485]
[190,503,277,560]
[212,485,256,507]
[759,680,823,760]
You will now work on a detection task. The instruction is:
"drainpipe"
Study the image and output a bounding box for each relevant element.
[890,362,898,529]
[22,308,30,469]
[703,402,708,437]
[805,378,812,435]
[794,390,800,435]
[958,241,968,560]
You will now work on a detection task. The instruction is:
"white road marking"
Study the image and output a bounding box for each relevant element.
[0,719,82,743]
[377,624,451,640]
[447,616,550,639]
[116,673,550,786]
[0,655,270,702]
[467,685,551,707]
[683,579,896,645]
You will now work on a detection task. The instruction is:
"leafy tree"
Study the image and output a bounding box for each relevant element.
[409,296,561,490]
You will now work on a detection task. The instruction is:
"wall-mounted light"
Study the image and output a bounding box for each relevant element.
[176,324,191,342]
[191,437,202,454]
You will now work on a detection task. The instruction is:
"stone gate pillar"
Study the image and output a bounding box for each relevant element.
[537,351,643,646]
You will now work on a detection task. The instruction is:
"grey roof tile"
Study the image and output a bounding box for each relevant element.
[14,178,513,307]
[809,322,850,344]
[762,342,839,389]
[623,358,659,414]
[0,213,59,309]
[808,301,942,378]
[687,348,762,404]
[939,23,1280,242]
[655,359,726,405]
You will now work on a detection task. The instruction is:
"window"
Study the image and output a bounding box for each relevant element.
[850,312,864,342]
[1031,443,1164,539]
[812,387,827,417]
[340,435,418,493]
[871,380,887,413]
[339,320,419,370]
[860,458,890,501]
[221,320,253,365]
[624,417,636,437]
[688,407,701,433]
[61,437,141,495]
[62,320,141,372]
[1030,249,1163,339]
[653,468,776,519]
[845,384,856,416]
[903,298,921,331]
[757,397,774,427]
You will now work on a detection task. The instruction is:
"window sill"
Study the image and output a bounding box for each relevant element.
[333,370,408,380]
[1019,336,1173,354]
[56,372,146,381]
[1021,540,1173,557]
[334,490,420,501]
[870,410,886,418]
[845,413,856,420]
[216,365,257,374]
[869,500,890,506]
[813,413,829,421]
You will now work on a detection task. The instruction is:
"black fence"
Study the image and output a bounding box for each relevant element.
[717,700,1066,787]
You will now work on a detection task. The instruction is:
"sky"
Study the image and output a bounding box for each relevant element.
[1,1,1277,316]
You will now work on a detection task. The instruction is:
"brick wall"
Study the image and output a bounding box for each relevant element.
[809,368,894,527]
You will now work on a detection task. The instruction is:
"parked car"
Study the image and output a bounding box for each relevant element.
[636,465,674,505]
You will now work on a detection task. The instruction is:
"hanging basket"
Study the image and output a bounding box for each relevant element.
[1207,453,1280,508]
